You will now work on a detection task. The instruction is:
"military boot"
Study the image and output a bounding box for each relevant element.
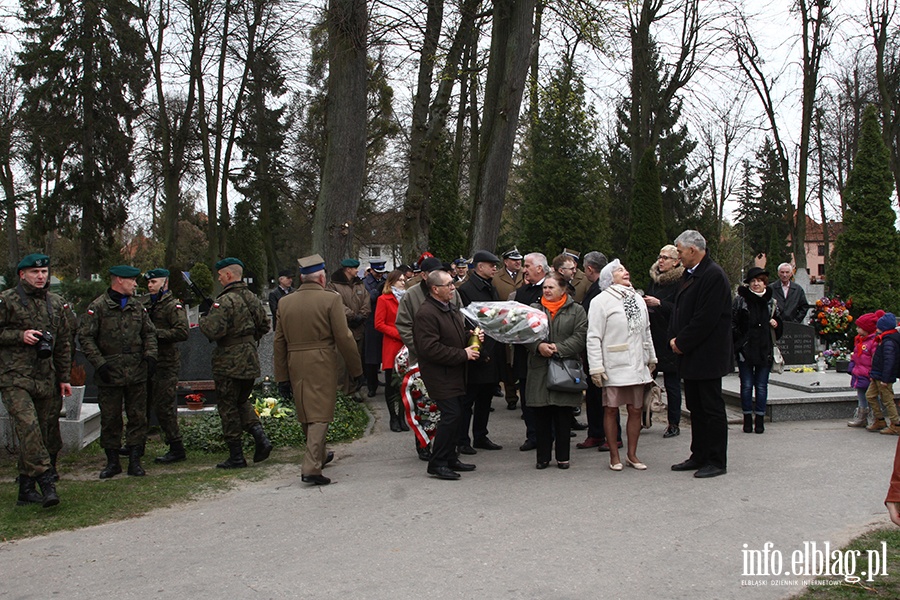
[128,445,146,476]
[154,440,187,464]
[386,397,402,432]
[48,453,59,482]
[216,440,247,469]
[36,471,59,508]
[117,446,131,457]
[249,423,273,463]
[16,475,43,506]
[99,449,123,479]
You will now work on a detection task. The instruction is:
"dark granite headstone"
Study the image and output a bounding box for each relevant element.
[777,322,816,365]
[180,326,215,380]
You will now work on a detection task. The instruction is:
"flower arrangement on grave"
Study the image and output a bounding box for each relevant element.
[253,395,295,419]
[813,296,853,346]
[185,393,205,409]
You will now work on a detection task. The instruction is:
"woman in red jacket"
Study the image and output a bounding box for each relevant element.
[375,270,408,432]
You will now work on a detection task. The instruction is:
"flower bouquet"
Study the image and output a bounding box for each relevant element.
[253,395,295,419]
[813,296,853,346]
[460,301,549,344]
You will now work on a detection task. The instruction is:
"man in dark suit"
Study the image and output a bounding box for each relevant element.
[268,269,294,331]
[769,262,812,323]
[669,230,732,479]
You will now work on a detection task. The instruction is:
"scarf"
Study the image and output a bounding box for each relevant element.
[541,294,568,320]
[391,286,407,301]
[608,283,642,334]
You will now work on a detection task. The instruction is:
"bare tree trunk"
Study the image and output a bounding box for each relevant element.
[312,0,368,270]
[815,107,829,283]
[468,0,535,253]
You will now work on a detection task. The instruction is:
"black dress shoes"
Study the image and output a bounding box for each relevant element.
[448,460,476,472]
[427,466,461,480]
[301,474,331,485]
[536,461,549,470]
[324,451,335,466]
[417,446,432,461]
[519,440,537,451]
[473,438,502,450]
[694,465,727,478]
[458,444,477,455]
[671,459,703,471]
[571,420,588,431]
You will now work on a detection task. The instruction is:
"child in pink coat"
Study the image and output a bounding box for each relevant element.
[848,310,883,427]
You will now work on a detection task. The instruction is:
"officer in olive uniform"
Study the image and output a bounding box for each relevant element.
[143,269,190,463]
[0,253,71,507]
[199,257,273,469]
[274,254,364,485]
[79,265,158,479]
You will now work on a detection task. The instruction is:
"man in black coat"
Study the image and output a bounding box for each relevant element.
[457,250,504,452]
[267,269,294,331]
[769,262,812,323]
[668,230,732,478]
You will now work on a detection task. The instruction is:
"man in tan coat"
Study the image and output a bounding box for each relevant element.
[274,255,364,485]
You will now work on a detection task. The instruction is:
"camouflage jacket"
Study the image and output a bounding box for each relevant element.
[78,290,158,386]
[143,291,189,370]
[199,281,270,379]
[0,282,72,388]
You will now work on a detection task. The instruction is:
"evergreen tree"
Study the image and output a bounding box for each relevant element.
[735,138,792,266]
[226,200,266,294]
[626,148,667,277]
[427,130,468,261]
[520,57,607,261]
[832,105,900,314]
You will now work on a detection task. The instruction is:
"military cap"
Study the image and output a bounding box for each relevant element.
[278,268,294,278]
[370,260,386,273]
[17,253,50,271]
[340,258,360,268]
[298,254,326,274]
[214,257,245,271]
[453,256,468,266]
[562,247,581,260]
[502,247,523,260]
[472,250,501,264]
[109,265,141,278]
[144,268,170,280]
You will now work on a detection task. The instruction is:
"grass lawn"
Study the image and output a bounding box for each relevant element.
[794,528,900,598]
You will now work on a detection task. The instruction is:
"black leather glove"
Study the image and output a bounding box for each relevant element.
[349,315,365,328]
[354,374,367,392]
[96,363,112,384]
[278,381,293,400]
[144,356,157,378]
[199,298,213,316]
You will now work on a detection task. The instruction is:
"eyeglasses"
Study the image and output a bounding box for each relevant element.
[434,282,455,288]
[658,255,677,261]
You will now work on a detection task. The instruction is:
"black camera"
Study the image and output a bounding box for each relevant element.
[35,331,53,359]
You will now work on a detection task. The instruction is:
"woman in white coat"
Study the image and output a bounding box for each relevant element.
[586,259,657,471]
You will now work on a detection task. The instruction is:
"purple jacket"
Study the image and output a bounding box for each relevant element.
[849,332,877,389]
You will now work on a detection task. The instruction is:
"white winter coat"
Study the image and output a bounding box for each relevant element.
[586,284,657,386]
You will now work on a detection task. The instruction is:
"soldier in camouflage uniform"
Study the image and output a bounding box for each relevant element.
[142,269,190,464]
[79,265,158,479]
[44,300,77,482]
[199,257,273,469]
[0,253,71,507]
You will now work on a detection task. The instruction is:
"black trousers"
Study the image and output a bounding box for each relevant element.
[459,382,493,445]
[683,378,728,469]
[430,395,464,468]
[534,405,572,463]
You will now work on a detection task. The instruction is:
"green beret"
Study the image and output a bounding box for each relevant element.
[144,268,170,280]
[214,257,245,271]
[340,258,360,268]
[17,253,50,271]
[109,265,141,278]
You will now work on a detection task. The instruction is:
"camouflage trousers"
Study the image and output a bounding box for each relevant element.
[214,377,259,443]
[98,383,148,450]
[148,367,181,444]
[1,384,53,477]
[45,393,63,455]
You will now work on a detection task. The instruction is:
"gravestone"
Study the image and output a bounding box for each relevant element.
[777,321,816,365]
[180,325,215,380]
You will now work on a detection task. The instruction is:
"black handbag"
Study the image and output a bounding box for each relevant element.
[547,354,588,392]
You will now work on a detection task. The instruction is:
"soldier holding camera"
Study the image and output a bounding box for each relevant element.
[0,253,72,508]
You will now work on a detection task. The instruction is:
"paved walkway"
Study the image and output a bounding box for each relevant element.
[0,392,895,599]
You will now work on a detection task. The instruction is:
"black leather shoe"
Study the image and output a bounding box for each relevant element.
[694,465,727,478]
[301,474,331,485]
[324,451,335,466]
[458,445,477,455]
[448,460,476,472]
[416,447,432,461]
[367,390,377,398]
[519,440,537,451]
[506,399,518,410]
[473,438,502,450]
[671,459,703,472]
[427,466,461,480]
[571,420,588,431]
[536,461,549,470]
[663,425,680,438]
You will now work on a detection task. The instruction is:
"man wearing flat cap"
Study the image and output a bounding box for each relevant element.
[457,250,505,452]
[327,258,370,394]
[363,260,388,397]
[268,268,295,332]
[143,269,189,464]
[79,264,157,479]
[274,254,364,485]
[199,257,273,469]
[0,253,72,507]
[494,247,525,410]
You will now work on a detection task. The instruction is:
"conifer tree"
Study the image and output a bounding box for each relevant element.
[735,138,792,266]
[626,148,667,277]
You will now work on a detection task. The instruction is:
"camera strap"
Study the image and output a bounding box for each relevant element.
[16,283,54,332]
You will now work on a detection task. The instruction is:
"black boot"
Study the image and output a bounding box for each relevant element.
[128,444,146,476]
[755,414,765,434]
[48,453,59,482]
[249,423,273,463]
[217,440,247,469]
[386,397,402,432]
[99,449,123,479]
[118,446,131,457]
[743,414,753,433]
[36,471,59,508]
[398,414,409,432]
[16,475,43,506]
[155,440,187,464]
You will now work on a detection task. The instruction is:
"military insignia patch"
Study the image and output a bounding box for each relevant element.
[213,302,220,308]
[176,304,183,309]
[87,309,94,315]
